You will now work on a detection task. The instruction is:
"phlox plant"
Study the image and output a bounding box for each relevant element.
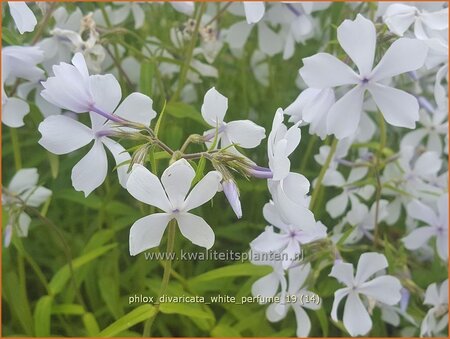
[1,1,448,338]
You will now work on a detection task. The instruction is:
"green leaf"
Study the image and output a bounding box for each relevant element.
[34,295,53,337]
[315,306,329,337]
[2,28,21,45]
[53,189,102,209]
[51,304,85,316]
[83,312,100,336]
[47,152,59,179]
[211,324,241,337]
[99,276,124,319]
[192,156,206,185]
[159,302,214,320]
[165,102,208,126]
[154,99,167,137]
[140,61,154,97]
[189,263,271,287]
[3,272,34,335]
[98,304,156,337]
[49,244,117,295]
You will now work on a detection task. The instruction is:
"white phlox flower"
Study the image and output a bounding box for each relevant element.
[266,263,321,337]
[420,279,448,337]
[2,46,44,127]
[2,168,52,247]
[126,160,222,255]
[322,167,375,219]
[299,14,428,139]
[201,87,266,154]
[402,194,448,261]
[329,252,402,336]
[250,200,327,269]
[38,53,156,196]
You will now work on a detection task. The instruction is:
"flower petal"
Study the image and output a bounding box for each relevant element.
[326,192,349,218]
[71,140,107,197]
[327,85,365,139]
[38,115,93,154]
[337,14,376,76]
[129,213,171,255]
[8,2,37,34]
[250,227,288,253]
[244,2,265,24]
[402,227,436,250]
[8,168,38,193]
[225,21,254,50]
[330,262,354,287]
[358,276,402,305]
[299,53,359,88]
[293,304,312,337]
[89,74,122,114]
[343,292,372,336]
[251,272,280,300]
[225,120,265,148]
[331,287,349,321]
[184,171,222,211]
[369,83,419,129]
[161,159,195,209]
[258,21,283,57]
[371,38,428,81]
[102,137,131,188]
[25,187,52,207]
[2,97,29,128]
[175,212,215,249]
[114,92,156,126]
[406,199,438,226]
[354,252,388,285]
[201,87,228,126]
[126,164,171,212]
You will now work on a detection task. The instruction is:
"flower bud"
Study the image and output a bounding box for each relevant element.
[222,180,242,219]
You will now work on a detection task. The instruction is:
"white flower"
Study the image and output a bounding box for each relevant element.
[201,87,265,153]
[267,263,321,337]
[299,14,428,139]
[41,52,102,114]
[2,168,52,247]
[8,2,37,34]
[225,4,282,57]
[2,46,44,127]
[344,200,388,244]
[403,195,448,261]
[126,160,222,255]
[266,108,312,218]
[38,88,155,196]
[421,279,448,337]
[37,7,83,73]
[383,4,448,39]
[400,107,448,154]
[322,167,375,219]
[285,88,335,140]
[251,200,326,269]
[382,146,443,221]
[329,252,402,336]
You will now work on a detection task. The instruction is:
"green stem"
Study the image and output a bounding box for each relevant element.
[300,135,318,173]
[171,3,206,102]
[373,112,387,246]
[309,138,338,212]
[142,220,177,337]
[10,128,22,170]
